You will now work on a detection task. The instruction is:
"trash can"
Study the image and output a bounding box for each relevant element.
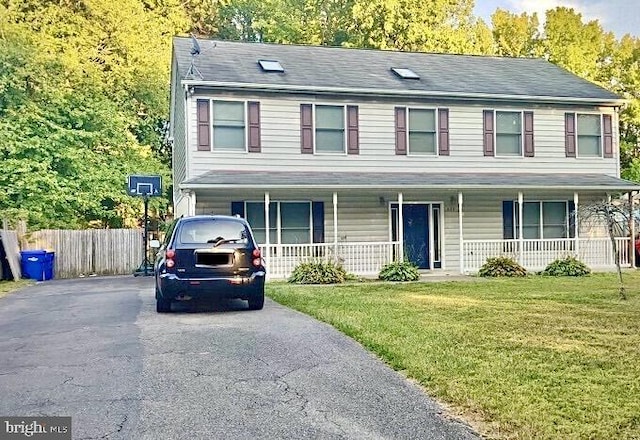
[20,250,55,281]
[44,251,55,280]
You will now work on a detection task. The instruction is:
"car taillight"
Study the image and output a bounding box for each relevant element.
[252,249,262,267]
[166,249,175,268]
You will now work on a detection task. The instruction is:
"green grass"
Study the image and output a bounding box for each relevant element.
[0,279,31,299]
[267,273,640,439]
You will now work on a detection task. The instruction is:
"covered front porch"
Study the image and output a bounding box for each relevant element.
[178,171,639,279]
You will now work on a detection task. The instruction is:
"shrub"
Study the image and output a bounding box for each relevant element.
[379,261,420,282]
[478,256,527,277]
[288,260,349,284]
[542,256,591,276]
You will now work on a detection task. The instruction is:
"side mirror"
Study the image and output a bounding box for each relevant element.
[150,240,161,249]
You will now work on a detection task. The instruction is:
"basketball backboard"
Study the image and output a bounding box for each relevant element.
[127,175,162,197]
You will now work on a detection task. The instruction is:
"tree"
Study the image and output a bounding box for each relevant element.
[578,198,637,300]
[491,8,541,57]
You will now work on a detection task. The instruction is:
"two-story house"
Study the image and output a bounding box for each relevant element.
[169,37,639,278]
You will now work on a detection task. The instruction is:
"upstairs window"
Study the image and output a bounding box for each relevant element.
[408,109,436,155]
[577,114,602,157]
[315,105,345,153]
[495,111,522,156]
[565,113,612,158]
[212,100,246,151]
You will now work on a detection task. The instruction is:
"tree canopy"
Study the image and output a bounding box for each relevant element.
[1,0,638,229]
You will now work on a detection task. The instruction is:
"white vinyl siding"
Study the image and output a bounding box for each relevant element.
[315,105,345,153]
[577,114,602,157]
[185,96,618,178]
[495,111,522,156]
[408,108,436,155]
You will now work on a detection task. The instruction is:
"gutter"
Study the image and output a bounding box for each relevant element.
[180,79,626,107]
[180,182,640,191]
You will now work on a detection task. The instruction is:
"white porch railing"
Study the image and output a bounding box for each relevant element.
[463,237,631,273]
[261,241,401,279]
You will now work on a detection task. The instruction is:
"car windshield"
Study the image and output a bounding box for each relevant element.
[179,220,248,245]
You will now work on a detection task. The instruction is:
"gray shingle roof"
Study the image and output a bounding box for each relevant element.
[173,37,621,103]
[182,171,640,191]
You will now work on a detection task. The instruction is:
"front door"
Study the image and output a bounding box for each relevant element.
[392,204,430,269]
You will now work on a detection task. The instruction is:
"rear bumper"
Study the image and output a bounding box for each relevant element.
[157,271,265,301]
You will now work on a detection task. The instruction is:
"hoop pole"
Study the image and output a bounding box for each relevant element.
[144,196,149,276]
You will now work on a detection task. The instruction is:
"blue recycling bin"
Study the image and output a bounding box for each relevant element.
[20,250,55,281]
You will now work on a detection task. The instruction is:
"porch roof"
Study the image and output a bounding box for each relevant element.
[181,171,640,191]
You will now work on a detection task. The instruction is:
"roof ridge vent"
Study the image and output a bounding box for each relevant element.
[258,59,284,72]
[391,67,420,80]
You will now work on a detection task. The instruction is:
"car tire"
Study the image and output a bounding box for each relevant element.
[156,298,171,313]
[247,291,264,311]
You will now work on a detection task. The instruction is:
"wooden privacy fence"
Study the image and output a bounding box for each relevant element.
[23,229,144,279]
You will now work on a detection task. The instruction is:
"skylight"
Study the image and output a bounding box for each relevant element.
[391,67,420,80]
[258,59,284,72]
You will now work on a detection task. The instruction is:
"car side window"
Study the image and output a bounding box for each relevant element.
[163,220,178,247]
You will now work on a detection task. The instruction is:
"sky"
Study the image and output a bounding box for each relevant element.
[474,0,640,38]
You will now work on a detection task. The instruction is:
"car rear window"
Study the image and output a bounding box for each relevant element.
[178,220,249,245]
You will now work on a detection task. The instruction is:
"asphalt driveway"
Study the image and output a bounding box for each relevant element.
[0,277,478,439]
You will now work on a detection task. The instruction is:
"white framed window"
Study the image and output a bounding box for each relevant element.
[212,100,246,151]
[245,201,312,244]
[495,111,522,156]
[408,108,437,155]
[515,201,571,239]
[315,105,346,153]
[576,114,602,157]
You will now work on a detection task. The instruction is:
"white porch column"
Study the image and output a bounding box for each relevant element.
[518,192,524,264]
[264,192,270,275]
[333,192,338,257]
[188,191,196,216]
[458,191,464,274]
[574,192,580,258]
[398,192,404,262]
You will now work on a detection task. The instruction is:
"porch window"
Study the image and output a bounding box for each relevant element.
[245,201,312,244]
[212,100,245,150]
[577,114,601,157]
[408,109,436,154]
[513,201,571,239]
[315,105,345,153]
[495,111,522,156]
[246,202,276,244]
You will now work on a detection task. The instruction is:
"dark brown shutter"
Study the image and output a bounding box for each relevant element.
[565,113,576,157]
[438,108,449,156]
[483,110,494,157]
[300,104,313,154]
[247,101,261,153]
[603,114,613,158]
[523,111,534,157]
[197,99,210,151]
[347,105,359,155]
[395,107,407,155]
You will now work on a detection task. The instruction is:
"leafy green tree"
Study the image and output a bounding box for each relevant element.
[491,8,541,57]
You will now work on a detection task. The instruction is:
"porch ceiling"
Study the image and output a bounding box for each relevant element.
[181,171,640,192]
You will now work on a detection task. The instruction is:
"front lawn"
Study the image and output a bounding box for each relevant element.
[267,273,640,439]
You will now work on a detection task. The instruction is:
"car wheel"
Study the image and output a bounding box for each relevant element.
[156,298,171,313]
[247,291,264,311]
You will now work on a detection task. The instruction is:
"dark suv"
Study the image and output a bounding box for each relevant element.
[154,215,266,313]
